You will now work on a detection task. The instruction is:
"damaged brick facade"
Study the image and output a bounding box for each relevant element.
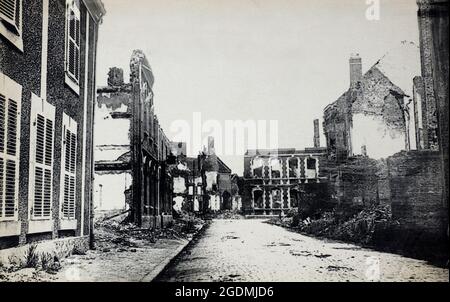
[94,50,173,229]
[416,1,441,151]
[323,43,421,162]
[379,0,448,258]
[326,157,390,207]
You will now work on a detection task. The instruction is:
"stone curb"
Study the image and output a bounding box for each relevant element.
[140,222,208,282]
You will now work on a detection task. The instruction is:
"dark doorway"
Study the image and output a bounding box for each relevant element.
[290,189,299,208]
[222,191,232,210]
[253,190,264,208]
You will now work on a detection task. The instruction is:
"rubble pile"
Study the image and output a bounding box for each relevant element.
[267,204,393,246]
[94,211,204,251]
[329,204,392,244]
[212,210,245,220]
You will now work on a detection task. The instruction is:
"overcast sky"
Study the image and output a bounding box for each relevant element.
[97,0,420,175]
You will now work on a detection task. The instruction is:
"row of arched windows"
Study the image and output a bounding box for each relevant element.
[250,156,318,179]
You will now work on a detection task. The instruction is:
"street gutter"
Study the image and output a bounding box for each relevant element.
[140,221,210,282]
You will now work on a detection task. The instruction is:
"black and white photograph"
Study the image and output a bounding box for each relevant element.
[0,0,448,287]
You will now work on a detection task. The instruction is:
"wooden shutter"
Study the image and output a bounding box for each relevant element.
[0,0,21,32]
[0,73,21,221]
[29,96,55,220]
[65,0,80,83]
[60,113,77,220]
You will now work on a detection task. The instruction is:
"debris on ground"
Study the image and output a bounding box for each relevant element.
[1,211,205,282]
[266,204,392,246]
[209,210,245,220]
[94,211,204,251]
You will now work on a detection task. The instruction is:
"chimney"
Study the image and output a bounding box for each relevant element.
[107,67,124,87]
[207,136,215,155]
[349,54,362,87]
[313,119,320,148]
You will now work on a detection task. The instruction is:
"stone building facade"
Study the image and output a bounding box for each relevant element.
[0,0,105,249]
[94,50,173,229]
[242,146,328,215]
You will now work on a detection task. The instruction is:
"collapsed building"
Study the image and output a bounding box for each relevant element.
[319,10,449,260]
[320,42,422,207]
[170,137,238,214]
[171,155,204,213]
[323,41,421,162]
[94,51,173,229]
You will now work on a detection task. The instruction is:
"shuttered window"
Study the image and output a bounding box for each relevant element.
[60,114,77,220]
[0,0,22,34]
[29,96,55,220]
[0,73,21,221]
[65,0,80,84]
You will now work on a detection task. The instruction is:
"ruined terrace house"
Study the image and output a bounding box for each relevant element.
[94,51,173,229]
[171,154,204,213]
[201,137,233,211]
[242,120,328,215]
[0,0,105,251]
[323,41,421,161]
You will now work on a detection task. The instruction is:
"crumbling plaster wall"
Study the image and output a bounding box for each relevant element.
[324,66,412,161]
[350,67,408,159]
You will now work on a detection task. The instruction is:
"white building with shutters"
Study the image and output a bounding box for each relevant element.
[0,0,105,251]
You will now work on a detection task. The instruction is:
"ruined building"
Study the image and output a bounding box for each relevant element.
[202,137,233,211]
[242,121,328,215]
[171,137,235,214]
[94,68,132,212]
[415,0,448,205]
[319,4,449,260]
[94,51,173,229]
[383,0,448,259]
[171,156,203,213]
[171,141,187,157]
[0,0,105,252]
[323,42,421,161]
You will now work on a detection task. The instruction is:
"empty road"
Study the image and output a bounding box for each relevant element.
[156,219,448,282]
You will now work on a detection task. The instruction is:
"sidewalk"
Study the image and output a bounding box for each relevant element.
[0,214,204,282]
[53,237,192,282]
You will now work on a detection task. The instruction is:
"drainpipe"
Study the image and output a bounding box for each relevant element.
[89,25,99,250]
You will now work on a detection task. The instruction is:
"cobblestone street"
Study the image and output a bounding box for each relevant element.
[156,219,449,282]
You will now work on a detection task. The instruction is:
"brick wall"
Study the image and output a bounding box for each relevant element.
[324,156,388,207]
[384,150,448,262]
[388,151,446,231]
